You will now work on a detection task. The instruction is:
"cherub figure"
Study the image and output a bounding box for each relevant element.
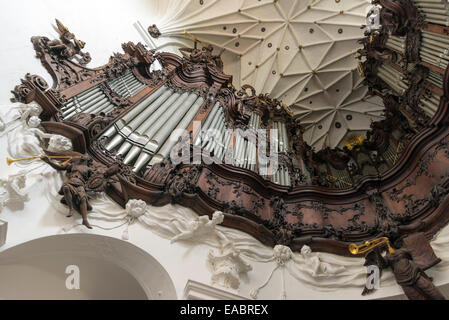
[364,3,382,33]
[11,116,52,157]
[170,211,229,246]
[18,103,42,123]
[46,19,91,65]
[362,234,445,300]
[47,135,73,153]
[9,115,73,159]
[0,171,29,212]
[300,245,345,276]
[43,155,120,228]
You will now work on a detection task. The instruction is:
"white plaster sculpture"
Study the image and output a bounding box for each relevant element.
[274,244,293,266]
[250,245,293,300]
[18,102,42,122]
[47,135,73,153]
[170,211,229,245]
[365,4,382,33]
[0,219,7,247]
[300,245,345,276]
[251,244,347,299]
[121,199,148,240]
[8,115,72,159]
[126,199,147,218]
[67,199,371,294]
[0,171,29,212]
[207,242,252,290]
[8,116,50,158]
[0,116,5,132]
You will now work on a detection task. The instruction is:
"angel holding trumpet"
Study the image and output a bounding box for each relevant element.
[8,153,120,228]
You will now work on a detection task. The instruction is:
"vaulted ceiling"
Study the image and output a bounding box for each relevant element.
[145,0,385,150]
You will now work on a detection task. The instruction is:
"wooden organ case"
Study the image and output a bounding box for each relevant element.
[9,12,449,279]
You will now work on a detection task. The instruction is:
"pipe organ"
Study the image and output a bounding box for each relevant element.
[61,72,146,120]
[419,92,440,117]
[194,102,227,162]
[385,34,406,55]
[420,31,449,69]
[428,69,444,88]
[61,85,114,120]
[412,0,449,26]
[193,104,294,186]
[377,63,409,96]
[107,71,146,98]
[12,17,449,272]
[329,167,353,189]
[102,85,204,173]
[271,121,291,187]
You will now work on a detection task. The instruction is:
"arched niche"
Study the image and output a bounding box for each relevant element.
[0,234,177,300]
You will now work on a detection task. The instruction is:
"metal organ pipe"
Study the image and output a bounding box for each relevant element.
[102,85,167,139]
[105,87,173,151]
[412,0,449,26]
[420,30,449,69]
[148,93,200,153]
[120,92,184,163]
[107,72,146,98]
[194,102,220,146]
[149,96,205,167]
[133,95,204,172]
[62,86,122,120]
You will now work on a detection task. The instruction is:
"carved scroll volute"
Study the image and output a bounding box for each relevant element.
[11,73,47,103]
[122,42,156,67]
[66,113,113,145]
[11,73,60,120]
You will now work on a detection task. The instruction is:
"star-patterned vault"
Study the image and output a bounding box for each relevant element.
[145,0,385,150]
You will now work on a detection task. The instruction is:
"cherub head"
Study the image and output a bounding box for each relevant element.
[48,135,73,153]
[211,211,224,224]
[28,116,41,128]
[125,199,147,218]
[300,245,312,256]
[29,103,42,117]
[11,173,27,189]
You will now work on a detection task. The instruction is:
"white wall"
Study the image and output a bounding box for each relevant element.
[0,0,155,104]
[0,257,147,300]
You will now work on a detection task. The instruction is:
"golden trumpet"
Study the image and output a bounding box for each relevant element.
[6,155,81,166]
[349,237,396,255]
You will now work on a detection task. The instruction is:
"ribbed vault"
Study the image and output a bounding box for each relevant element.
[147,0,385,150]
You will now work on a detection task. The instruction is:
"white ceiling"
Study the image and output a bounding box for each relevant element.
[144,0,385,150]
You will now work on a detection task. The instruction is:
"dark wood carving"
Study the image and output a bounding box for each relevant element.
[42,153,121,228]
[363,233,445,300]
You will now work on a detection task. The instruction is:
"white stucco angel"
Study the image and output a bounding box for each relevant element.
[17,116,53,156]
[17,102,42,122]
[8,116,72,159]
[300,245,345,276]
[207,242,252,290]
[170,211,230,246]
[365,3,382,33]
[0,171,29,212]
